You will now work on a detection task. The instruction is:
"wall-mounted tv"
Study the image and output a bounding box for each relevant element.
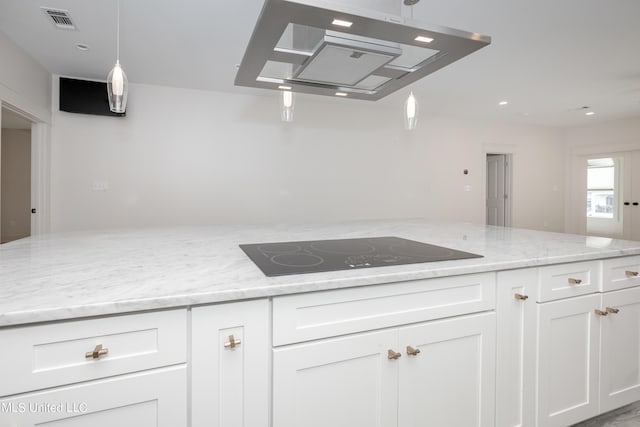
[59,77,126,117]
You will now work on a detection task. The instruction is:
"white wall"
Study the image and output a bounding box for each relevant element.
[0,31,50,122]
[50,82,566,232]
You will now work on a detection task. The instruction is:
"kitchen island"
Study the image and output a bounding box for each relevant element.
[2,219,640,426]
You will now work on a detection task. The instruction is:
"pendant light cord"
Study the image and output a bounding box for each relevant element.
[116,0,120,62]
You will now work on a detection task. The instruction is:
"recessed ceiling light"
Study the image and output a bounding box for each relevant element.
[335,92,348,97]
[414,35,434,43]
[332,19,353,28]
[498,100,508,106]
[585,111,595,116]
[75,43,89,51]
[278,85,292,90]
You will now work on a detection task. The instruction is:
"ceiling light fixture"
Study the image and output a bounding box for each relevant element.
[107,0,128,113]
[281,91,294,122]
[585,111,595,116]
[498,100,508,106]
[332,18,353,28]
[414,35,434,43]
[404,91,418,130]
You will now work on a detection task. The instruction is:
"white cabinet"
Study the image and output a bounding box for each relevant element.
[499,258,640,427]
[495,268,537,427]
[273,329,398,427]
[0,366,186,427]
[397,313,496,427]
[273,311,496,427]
[191,299,270,427]
[599,286,640,412]
[536,294,601,427]
[0,309,188,427]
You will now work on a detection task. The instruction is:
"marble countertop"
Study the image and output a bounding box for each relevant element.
[2,219,640,327]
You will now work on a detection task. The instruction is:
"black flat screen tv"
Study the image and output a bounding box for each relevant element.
[59,77,126,117]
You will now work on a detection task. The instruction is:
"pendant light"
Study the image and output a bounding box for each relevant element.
[107,0,128,113]
[281,90,294,122]
[404,91,418,130]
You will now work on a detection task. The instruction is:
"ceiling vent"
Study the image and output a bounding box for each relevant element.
[41,7,77,30]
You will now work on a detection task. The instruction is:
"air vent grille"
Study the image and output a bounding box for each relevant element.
[41,7,76,30]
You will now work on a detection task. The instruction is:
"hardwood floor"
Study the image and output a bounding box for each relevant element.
[571,402,640,426]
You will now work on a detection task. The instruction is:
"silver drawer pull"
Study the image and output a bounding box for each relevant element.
[626,270,639,277]
[514,293,529,301]
[224,334,241,349]
[387,349,402,360]
[85,344,109,359]
[568,278,582,285]
[406,346,421,356]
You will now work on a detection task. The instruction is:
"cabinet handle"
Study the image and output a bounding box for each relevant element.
[568,278,582,285]
[387,349,402,360]
[606,307,620,314]
[514,293,529,301]
[85,344,109,359]
[595,309,608,316]
[224,334,242,349]
[406,346,421,356]
[626,270,639,277]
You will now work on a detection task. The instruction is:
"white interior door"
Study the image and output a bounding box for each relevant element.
[486,154,508,226]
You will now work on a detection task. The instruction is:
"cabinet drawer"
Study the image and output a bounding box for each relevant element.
[272,272,496,346]
[0,309,187,396]
[603,256,640,292]
[0,365,186,427]
[538,261,601,302]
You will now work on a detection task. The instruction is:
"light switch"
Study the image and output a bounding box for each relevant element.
[92,180,109,191]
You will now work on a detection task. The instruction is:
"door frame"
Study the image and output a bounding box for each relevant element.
[485,153,513,227]
[567,143,640,236]
[0,101,51,237]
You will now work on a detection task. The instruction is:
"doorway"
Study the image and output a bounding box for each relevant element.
[582,151,640,241]
[486,153,512,227]
[1,107,32,243]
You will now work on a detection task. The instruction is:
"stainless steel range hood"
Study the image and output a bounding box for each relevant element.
[235,0,491,100]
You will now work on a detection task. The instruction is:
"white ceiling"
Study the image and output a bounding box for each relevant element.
[1,0,640,127]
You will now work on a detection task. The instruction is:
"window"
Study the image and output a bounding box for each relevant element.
[586,156,624,237]
[586,158,616,219]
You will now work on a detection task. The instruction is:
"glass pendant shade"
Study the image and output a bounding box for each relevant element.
[281,91,294,122]
[107,60,128,113]
[404,91,418,130]
[107,0,127,113]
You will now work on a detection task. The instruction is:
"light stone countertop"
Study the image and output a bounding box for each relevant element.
[2,219,640,327]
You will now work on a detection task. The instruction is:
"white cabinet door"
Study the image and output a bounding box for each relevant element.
[397,312,496,427]
[273,329,398,427]
[0,366,186,427]
[600,286,640,412]
[191,299,270,427]
[496,268,537,427]
[537,294,600,427]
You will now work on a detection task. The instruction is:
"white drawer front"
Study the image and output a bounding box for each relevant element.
[273,272,496,346]
[603,256,640,292]
[538,261,601,302]
[0,365,186,427]
[0,309,187,396]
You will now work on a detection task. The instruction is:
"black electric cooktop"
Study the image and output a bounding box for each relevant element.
[239,236,482,277]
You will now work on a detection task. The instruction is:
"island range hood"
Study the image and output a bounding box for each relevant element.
[235,0,491,100]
